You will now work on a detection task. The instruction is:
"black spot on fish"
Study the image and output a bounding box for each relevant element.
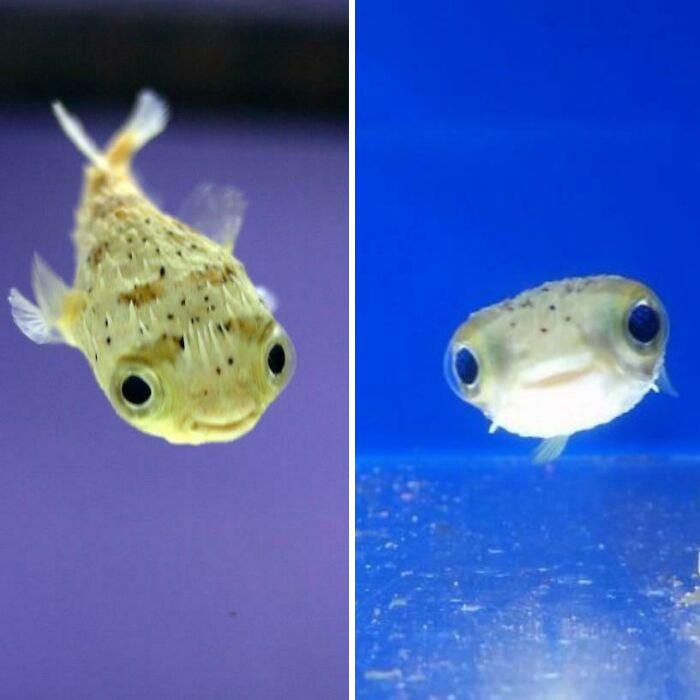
[228,357,234,365]
[549,304,556,311]
[204,296,209,302]
[178,337,185,350]
[181,298,186,306]
[145,218,151,224]
[565,316,572,322]
[104,318,108,327]
[216,367,221,375]
[106,336,112,344]
[167,313,174,320]
[540,328,548,333]
[160,266,166,277]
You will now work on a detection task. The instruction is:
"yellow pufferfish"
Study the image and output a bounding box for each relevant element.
[8,90,296,445]
[444,276,674,463]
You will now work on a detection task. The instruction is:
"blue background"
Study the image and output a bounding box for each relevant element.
[357,0,700,457]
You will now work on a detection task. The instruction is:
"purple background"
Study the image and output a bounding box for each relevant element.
[0,106,348,698]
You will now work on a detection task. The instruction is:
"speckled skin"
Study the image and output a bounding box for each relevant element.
[55,133,293,444]
[446,276,668,439]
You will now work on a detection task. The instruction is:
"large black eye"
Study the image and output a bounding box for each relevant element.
[267,343,286,375]
[121,375,152,406]
[455,347,478,386]
[628,303,660,344]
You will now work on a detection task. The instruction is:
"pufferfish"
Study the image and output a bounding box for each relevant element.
[8,90,295,445]
[444,276,674,462]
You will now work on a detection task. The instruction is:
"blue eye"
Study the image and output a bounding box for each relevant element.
[627,303,660,344]
[455,347,479,386]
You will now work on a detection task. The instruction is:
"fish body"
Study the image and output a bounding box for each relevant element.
[444,276,672,462]
[9,91,295,445]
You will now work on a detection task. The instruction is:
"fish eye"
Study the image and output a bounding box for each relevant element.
[112,364,163,415]
[444,340,480,399]
[455,347,479,387]
[264,327,296,388]
[627,302,660,344]
[121,374,152,406]
[267,344,286,375]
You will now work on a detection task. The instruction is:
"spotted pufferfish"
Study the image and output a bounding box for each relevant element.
[444,276,674,462]
[8,90,295,445]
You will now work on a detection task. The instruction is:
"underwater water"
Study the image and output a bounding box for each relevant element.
[0,106,348,698]
[357,2,700,456]
[357,458,700,699]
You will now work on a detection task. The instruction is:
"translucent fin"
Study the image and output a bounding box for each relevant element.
[656,364,678,397]
[121,89,169,152]
[32,254,69,323]
[8,288,63,344]
[179,184,247,252]
[532,435,569,465]
[256,286,278,313]
[51,101,108,169]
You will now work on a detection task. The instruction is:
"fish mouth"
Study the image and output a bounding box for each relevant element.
[192,411,259,435]
[524,366,596,389]
[520,353,598,389]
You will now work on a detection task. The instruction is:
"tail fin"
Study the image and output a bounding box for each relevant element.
[104,89,169,170]
[8,254,68,345]
[52,101,109,170]
[51,89,169,173]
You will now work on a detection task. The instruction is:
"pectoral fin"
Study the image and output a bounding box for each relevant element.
[179,183,247,252]
[256,286,278,312]
[8,254,69,345]
[655,364,678,397]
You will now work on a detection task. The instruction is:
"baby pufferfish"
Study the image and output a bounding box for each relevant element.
[444,276,675,463]
[9,90,295,445]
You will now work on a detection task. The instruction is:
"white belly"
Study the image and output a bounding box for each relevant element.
[492,359,651,438]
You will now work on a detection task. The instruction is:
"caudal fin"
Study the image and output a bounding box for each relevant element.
[104,89,169,170]
[51,89,169,173]
[52,101,109,169]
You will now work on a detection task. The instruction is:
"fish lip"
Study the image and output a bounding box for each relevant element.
[523,365,596,389]
[191,411,259,434]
